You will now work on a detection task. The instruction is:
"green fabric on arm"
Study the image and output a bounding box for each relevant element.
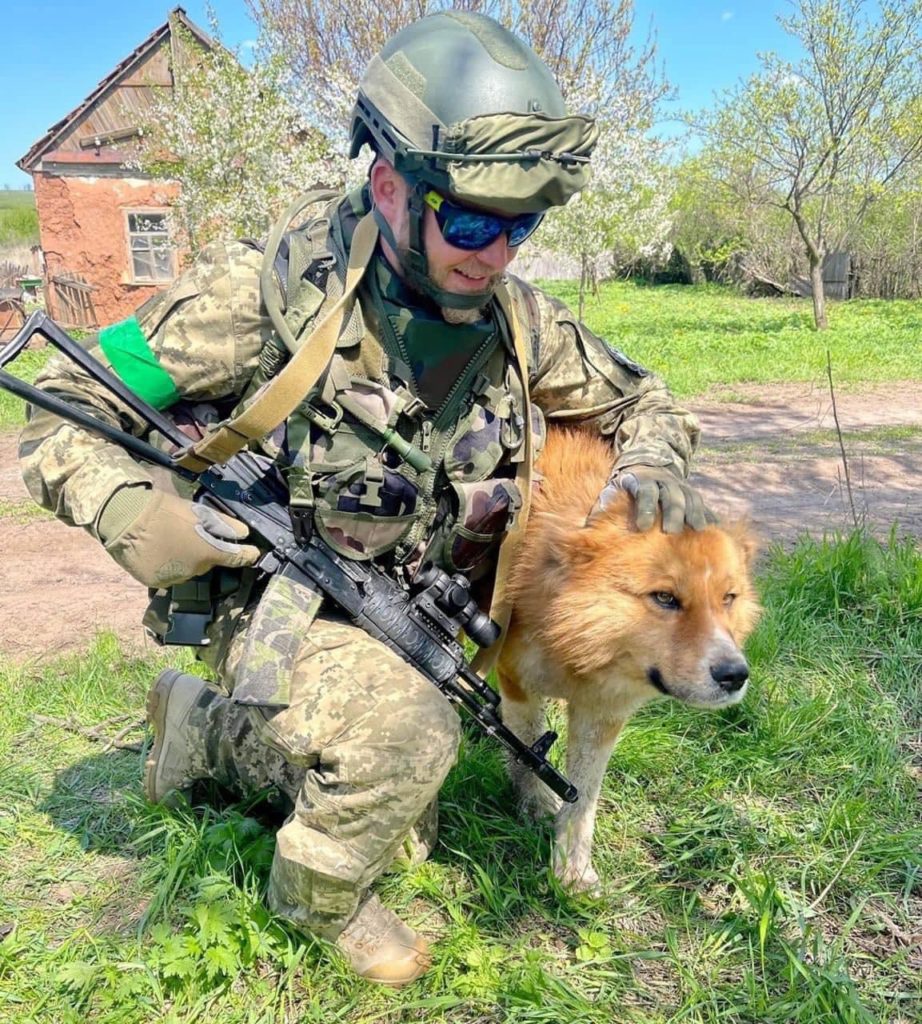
[98,316,180,409]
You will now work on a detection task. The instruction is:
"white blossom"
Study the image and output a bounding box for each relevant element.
[538,68,674,310]
[132,28,349,250]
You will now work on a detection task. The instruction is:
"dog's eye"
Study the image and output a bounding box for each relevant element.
[652,591,681,610]
[723,593,737,607]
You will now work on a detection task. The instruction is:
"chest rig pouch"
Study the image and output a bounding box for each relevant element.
[289,355,429,561]
[423,350,546,576]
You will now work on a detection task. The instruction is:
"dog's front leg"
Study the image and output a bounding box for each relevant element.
[553,705,625,894]
[498,680,562,820]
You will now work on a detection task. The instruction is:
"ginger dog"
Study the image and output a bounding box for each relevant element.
[498,428,760,892]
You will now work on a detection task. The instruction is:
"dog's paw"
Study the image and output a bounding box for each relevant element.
[552,855,602,896]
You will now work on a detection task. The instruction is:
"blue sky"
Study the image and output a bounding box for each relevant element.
[1,2,803,188]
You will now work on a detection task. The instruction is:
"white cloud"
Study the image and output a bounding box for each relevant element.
[241,39,258,50]
[721,10,734,21]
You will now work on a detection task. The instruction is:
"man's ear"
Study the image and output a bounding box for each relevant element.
[369,158,405,223]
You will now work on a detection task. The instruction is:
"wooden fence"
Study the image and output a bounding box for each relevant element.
[0,265,28,341]
[47,271,98,329]
[0,290,25,341]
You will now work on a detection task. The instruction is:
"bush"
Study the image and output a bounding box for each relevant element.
[0,195,38,247]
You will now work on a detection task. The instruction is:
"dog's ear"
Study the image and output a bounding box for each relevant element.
[725,520,759,568]
[529,512,581,574]
[583,489,636,530]
[524,512,609,576]
[573,516,636,571]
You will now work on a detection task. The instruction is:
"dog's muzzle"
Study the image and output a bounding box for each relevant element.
[647,657,750,706]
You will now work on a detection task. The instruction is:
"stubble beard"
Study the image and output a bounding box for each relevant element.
[394,243,495,324]
[441,305,488,325]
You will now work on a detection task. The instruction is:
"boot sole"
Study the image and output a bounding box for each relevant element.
[144,667,185,805]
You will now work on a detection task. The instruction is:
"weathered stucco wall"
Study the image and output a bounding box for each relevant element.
[34,173,182,325]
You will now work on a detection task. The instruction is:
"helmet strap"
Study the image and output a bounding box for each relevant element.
[371,178,493,311]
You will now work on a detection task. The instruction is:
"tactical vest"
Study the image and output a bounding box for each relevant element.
[170,190,543,707]
[244,190,544,582]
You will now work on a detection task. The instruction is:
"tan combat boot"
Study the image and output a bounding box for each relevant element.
[334,895,431,986]
[144,668,214,804]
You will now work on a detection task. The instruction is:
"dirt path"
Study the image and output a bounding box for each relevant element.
[1,381,919,662]
[0,432,153,663]
[690,381,922,543]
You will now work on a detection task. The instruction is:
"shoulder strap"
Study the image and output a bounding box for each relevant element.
[175,209,378,471]
[263,188,337,355]
[503,274,542,369]
[471,282,534,675]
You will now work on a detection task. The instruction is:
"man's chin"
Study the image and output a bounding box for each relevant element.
[437,270,498,322]
[441,304,487,324]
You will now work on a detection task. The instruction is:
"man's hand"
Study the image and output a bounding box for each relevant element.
[99,485,261,588]
[592,465,710,533]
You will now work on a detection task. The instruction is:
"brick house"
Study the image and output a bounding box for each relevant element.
[16,8,214,326]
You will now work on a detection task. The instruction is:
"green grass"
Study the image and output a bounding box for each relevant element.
[0,348,52,431]
[541,280,922,397]
[0,497,53,523]
[697,424,922,463]
[796,424,922,446]
[1,532,919,1023]
[0,190,38,247]
[0,191,36,211]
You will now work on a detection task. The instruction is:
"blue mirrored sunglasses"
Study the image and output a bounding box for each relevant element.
[424,190,544,251]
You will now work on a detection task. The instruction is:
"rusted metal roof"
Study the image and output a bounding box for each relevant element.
[17,7,216,173]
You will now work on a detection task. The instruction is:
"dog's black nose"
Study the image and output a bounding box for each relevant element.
[711,657,749,692]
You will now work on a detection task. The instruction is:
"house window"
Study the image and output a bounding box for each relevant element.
[126,211,174,283]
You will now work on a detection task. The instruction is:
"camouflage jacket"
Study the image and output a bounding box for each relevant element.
[20,190,699,678]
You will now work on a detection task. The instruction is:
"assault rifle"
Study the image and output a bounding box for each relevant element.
[0,312,577,804]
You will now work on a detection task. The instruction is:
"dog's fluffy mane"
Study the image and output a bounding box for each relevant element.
[530,427,614,524]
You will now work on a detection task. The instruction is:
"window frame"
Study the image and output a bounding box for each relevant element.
[124,208,175,285]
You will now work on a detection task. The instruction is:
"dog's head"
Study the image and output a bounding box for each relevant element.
[518,492,761,710]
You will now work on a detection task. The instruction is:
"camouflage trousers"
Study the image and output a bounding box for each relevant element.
[191,612,461,938]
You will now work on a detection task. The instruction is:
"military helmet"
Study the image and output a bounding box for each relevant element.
[349,11,598,306]
[350,11,597,214]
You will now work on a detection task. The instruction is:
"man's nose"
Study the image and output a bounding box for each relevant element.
[475,232,515,271]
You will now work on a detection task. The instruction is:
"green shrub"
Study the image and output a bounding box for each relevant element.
[0,205,38,246]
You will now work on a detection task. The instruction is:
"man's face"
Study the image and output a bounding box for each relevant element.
[372,161,520,301]
[416,201,519,297]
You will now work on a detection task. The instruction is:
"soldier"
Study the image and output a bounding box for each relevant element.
[19,12,706,987]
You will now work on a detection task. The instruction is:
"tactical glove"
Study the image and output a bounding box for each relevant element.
[99,485,261,588]
[593,464,710,533]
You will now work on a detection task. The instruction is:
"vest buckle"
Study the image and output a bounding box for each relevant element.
[290,504,315,546]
